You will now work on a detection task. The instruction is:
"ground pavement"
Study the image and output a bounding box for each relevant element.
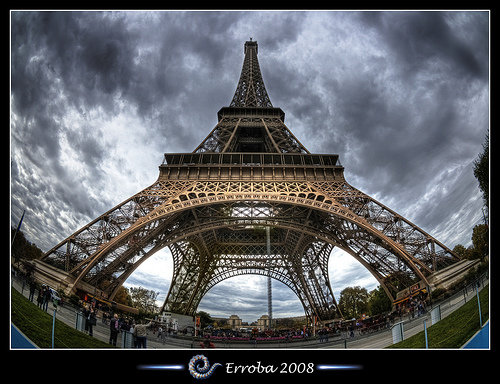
[11,275,488,349]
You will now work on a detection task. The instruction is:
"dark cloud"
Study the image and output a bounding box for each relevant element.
[296,12,489,229]
[358,11,488,80]
[11,11,488,322]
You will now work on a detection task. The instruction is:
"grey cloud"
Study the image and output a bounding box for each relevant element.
[199,277,304,323]
[125,271,170,294]
[359,11,488,80]
[298,13,488,241]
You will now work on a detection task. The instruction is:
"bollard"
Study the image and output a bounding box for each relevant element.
[431,305,441,325]
[52,308,57,348]
[391,322,404,344]
[121,331,135,348]
[476,282,482,327]
[424,319,428,349]
[75,311,86,331]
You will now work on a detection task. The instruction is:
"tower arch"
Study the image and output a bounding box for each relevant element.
[42,191,451,320]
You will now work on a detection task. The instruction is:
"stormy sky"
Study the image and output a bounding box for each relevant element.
[10,11,489,323]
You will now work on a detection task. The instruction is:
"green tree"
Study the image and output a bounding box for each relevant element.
[368,285,392,316]
[196,311,214,328]
[129,286,159,313]
[11,227,44,263]
[453,244,468,260]
[453,244,478,261]
[338,286,369,320]
[473,132,489,208]
[471,224,488,261]
[114,286,133,307]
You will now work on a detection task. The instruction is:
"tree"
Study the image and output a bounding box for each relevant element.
[453,244,468,260]
[473,132,489,208]
[129,286,159,313]
[338,286,369,320]
[196,311,214,328]
[114,286,133,307]
[11,227,44,263]
[368,285,392,316]
[471,224,488,261]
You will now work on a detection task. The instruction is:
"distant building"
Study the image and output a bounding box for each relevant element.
[257,314,270,331]
[228,314,242,330]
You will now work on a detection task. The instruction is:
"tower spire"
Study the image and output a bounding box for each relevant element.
[194,40,309,154]
[230,40,273,108]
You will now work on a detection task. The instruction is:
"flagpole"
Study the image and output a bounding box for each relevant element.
[11,210,25,246]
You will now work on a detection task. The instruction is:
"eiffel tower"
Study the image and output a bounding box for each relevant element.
[39,39,462,322]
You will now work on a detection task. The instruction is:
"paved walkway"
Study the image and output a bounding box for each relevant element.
[316,278,489,349]
[11,274,488,349]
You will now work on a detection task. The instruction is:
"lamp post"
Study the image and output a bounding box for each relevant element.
[266,226,272,330]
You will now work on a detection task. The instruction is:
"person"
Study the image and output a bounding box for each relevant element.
[82,305,96,336]
[109,313,120,346]
[83,305,97,336]
[42,286,51,312]
[87,307,96,336]
[28,280,36,302]
[82,304,90,333]
[200,337,215,348]
[36,286,44,308]
[129,321,136,348]
[318,329,325,343]
[120,318,130,332]
[133,320,152,348]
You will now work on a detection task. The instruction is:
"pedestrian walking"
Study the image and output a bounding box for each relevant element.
[109,313,120,346]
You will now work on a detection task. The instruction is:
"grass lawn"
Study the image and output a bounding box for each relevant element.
[11,288,114,348]
[387,284,489,348]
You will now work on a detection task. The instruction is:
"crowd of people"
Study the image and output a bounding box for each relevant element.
[197,311,407,344]
[200,326,332,343]
[26,279,60,312]
[394,295,427,319]
[77,301,153,348]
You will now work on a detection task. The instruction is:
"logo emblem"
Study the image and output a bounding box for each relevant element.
[188,354,222,380]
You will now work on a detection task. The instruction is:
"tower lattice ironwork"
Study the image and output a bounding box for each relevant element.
[40,40,460,322]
